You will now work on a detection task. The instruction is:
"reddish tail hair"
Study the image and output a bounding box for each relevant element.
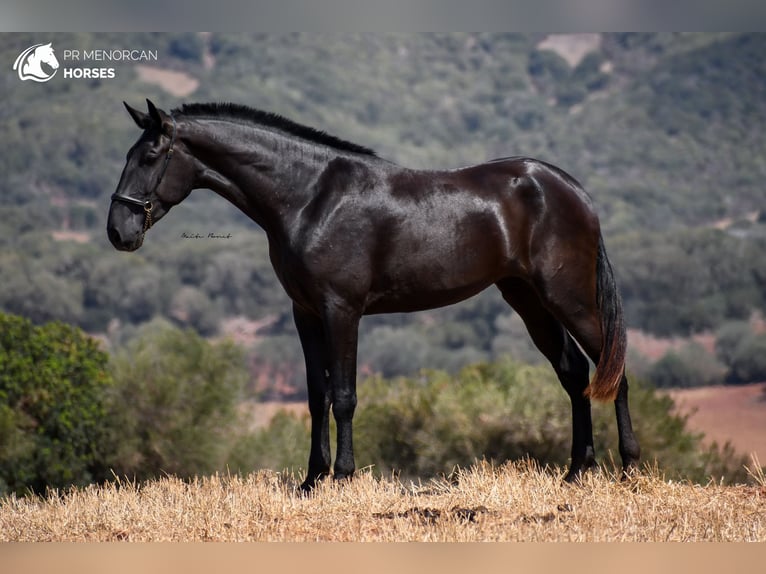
[584,235,627,401]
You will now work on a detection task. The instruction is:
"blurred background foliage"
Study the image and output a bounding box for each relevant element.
[2,33,766,493]
[0,314,750,495]
[244,360,749,485]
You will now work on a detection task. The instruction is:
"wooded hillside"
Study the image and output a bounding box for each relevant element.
[2,33,765,394]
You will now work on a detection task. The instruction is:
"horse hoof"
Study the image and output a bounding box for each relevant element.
[563,470,584,485]
[620,465,640,482]
[299,480,315,494]
[300,472,329,493]
[563,461,597,484]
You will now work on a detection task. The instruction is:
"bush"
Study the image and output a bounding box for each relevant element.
[647,342,726,388]
[359,326,431,378]
[0,314,271,495]
[715,321,766,384]
[168,33,205,62]
[354,362,570,478]
[528,49,570,93]
[106,321,250,481]
[0,313,113,496]
[715,321,753,366]
[728,334,766,384]
[227,410,310,474]
[169,286,220,336]
[249,359,749,484]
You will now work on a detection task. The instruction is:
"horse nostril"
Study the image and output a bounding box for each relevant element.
[107,225,122,247]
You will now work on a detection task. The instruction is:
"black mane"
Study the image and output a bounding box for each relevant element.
[174,102,376,157]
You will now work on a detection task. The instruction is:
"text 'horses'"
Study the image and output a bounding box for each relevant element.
[107,99,640,489]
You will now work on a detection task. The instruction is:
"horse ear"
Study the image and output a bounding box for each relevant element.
[146,99,164,124]
[146,99,173,135]
[124,101,150,129]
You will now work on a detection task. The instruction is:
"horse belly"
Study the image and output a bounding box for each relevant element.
[363,279,493,314]
[364,229,509,314]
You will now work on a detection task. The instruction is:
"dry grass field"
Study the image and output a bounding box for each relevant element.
[1,460,764,542]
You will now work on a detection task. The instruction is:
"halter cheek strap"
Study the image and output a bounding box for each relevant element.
[110,114,176,244]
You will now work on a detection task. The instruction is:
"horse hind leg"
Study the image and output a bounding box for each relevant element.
[529,269,641,479]
[556,309,640,479]
[496,278,596,482]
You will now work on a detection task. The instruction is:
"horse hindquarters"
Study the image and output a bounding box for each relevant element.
[497,160,640,477]
[527,229,640,478]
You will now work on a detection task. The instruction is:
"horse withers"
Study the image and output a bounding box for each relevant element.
[107,99,640,489]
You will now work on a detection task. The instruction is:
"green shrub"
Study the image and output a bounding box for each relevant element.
[106,321,250,481]
[728,334,766,384]
[0,312,113,496]
[249,359,749,484]
[354,362,570,478]
[647,342,726,388]
[359,326,434,379]
[715,321,753,366]
[227,410,310,474]
[715,321,766,384]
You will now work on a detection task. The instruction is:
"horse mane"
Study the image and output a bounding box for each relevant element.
[173,102,376,157]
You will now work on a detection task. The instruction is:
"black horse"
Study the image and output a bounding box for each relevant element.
[107,99,640,489]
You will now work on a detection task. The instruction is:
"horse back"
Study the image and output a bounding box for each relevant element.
[289,155,600,315]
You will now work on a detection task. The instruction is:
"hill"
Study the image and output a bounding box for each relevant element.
[2,32,766,392]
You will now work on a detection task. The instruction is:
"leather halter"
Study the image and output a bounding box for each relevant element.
[110,114,177,244]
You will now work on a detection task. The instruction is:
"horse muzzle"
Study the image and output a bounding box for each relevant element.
[107,223,143,251]
[107,198,153,251]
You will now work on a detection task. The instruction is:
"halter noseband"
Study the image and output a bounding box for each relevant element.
[110,113,177,245]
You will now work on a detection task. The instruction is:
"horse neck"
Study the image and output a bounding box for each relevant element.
[185,118,327,238]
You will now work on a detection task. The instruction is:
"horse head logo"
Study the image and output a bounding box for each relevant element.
[13,43,59,82]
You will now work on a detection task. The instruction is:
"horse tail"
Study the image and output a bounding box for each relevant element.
[584,234,627,402]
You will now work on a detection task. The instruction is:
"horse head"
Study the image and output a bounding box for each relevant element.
[107,99,194,251]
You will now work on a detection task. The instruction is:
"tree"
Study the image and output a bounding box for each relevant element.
[715,321,766,384]
[0,256,83,327]
[358,326,431,378]
[647,342,726,389]
[0,312,113,496]
[106,321,249,481]
[169,285,220,336]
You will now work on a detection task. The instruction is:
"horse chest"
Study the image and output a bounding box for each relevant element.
[268,243,312,303]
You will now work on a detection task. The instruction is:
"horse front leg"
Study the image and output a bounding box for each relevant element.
[322,304,361,481]
[293,304,332,491]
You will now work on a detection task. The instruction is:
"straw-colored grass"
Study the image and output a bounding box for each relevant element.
[1,460,763,542]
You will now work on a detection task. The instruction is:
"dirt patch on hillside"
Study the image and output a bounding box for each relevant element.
[135,65,199,97]
[51,230,91,243]
[710,210,760,230]
[537,34,602,67]
[218,315,278,347]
